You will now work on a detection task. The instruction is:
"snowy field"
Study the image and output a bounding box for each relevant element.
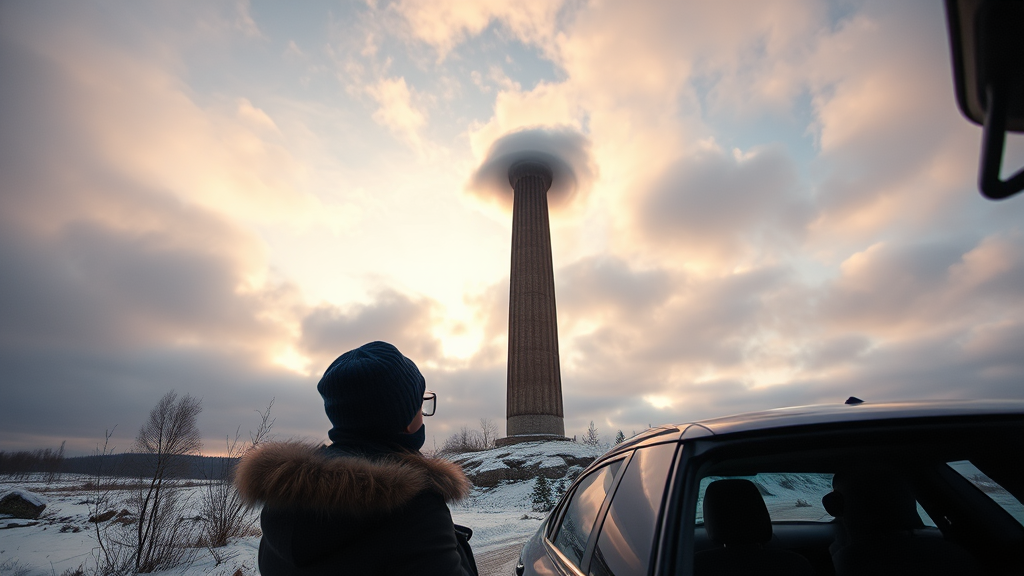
[10,460,1016,575]
[0,473,547,576]
[696,473,837,524]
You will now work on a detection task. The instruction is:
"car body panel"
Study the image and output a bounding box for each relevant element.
[518,400,1024,576]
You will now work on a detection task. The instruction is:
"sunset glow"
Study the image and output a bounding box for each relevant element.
[2,1,1023,456]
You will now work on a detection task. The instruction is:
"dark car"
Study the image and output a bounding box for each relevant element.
[515,400,1024,575]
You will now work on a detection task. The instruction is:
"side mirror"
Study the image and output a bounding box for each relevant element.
[947,0,1024,200]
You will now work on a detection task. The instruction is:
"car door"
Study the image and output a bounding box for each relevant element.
[588,442,679,576]
[536,442,680,576]
[544,455,629,575]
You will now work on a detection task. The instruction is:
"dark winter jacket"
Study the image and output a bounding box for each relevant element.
[235,441,474,576]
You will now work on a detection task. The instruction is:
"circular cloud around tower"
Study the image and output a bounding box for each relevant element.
[467,127,596,210]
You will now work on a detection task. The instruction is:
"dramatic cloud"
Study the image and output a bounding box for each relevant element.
[300,290,443,371]
[639,143,811,265]
[3,1,1024,454]
[0,3,317,453]
[466,127,597,210]
[391,0,565,61]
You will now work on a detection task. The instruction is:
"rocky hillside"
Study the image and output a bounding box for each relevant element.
[448,441,608,487]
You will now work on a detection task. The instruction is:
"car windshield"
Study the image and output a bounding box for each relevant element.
[695,473,835,524]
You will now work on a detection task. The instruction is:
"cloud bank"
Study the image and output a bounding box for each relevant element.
[466,127,596,210]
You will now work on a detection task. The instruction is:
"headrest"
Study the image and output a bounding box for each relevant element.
[822,491,844,517]
[831,470,923,532]
[703,479,772,546]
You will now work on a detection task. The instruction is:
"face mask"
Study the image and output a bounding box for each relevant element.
[393,423,425,452]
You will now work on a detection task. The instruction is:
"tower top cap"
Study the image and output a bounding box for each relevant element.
[508,160,553,190]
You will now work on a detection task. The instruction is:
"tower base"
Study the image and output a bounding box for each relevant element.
[495,434,571,447]
[498,413,568,446]
[506,413,564,437]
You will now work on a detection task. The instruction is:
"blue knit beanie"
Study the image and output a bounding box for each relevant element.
[317,341,425,442]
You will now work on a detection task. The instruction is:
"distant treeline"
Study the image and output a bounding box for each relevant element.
[0,450,239,481]
[0,444,66,481]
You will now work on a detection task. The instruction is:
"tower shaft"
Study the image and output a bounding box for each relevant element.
[505,163,564,438]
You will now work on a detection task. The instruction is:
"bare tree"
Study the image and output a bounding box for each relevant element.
[200,399,274,554]
[583,421,600,446]
[479,418,498,449]
[437,426,486,456]
[130,391,202,573]
[88,427,134,576]
[0,444,66,481]
[44,440,66,484]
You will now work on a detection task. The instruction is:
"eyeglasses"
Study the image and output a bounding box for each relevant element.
[422,391,436,417]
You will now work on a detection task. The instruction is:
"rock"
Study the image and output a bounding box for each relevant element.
[450,441,602,487]
[0,489,47,519]
[89,510,116,523]
[0,520,40,530]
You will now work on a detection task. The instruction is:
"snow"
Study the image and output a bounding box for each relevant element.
[450,481,548,555]
[454,440,606,477]
[0,469,550,576]
[696,473,836,523]
[0,489,48,509]
[0,444,613,575]
[0,476,98,572]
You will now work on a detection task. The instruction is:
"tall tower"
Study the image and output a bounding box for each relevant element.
[500,160,566,444]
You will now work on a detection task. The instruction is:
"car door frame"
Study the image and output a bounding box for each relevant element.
[542,452,634,575]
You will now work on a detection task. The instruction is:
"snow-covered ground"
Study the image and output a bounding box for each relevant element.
[0,462,569,576]
[696,473,836,524]
[1,475,111,574]
[15,452,1015,575]
[450,481,547,556]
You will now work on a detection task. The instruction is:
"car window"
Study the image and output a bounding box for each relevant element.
[916,501,938,527]
[589,443,677,576]
[552,459,623,568]
[695,473,834,523]
[948,460,1024,525]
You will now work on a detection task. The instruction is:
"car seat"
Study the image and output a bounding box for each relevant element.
[694,479,814,576]
[826,470,978,576]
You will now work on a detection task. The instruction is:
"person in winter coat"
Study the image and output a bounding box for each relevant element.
[235,341,476,576]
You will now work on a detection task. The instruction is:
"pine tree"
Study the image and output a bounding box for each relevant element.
[554,477,568,502]
[531,474,553,512]
[614,430,626,444]
[583,421,600,446]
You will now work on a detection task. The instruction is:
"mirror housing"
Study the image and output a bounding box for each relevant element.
[947,0,1024,199]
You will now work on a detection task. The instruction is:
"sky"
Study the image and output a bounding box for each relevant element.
[2,0,1023,456]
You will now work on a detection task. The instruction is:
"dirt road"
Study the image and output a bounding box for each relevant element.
[475,542,523,576]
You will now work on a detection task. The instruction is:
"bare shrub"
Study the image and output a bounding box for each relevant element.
[45,441,66,484]
[437,418,502,457]
[87,427,134,576]
[199,400,274,553]
[479,418,498,449]
[437,426,486,456]
[126,484,201,573]
[129,391,203,573]
[0,558,33,576]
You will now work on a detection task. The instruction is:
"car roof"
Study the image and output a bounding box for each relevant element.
[692,399,1024,435]
[612,399,1024,454]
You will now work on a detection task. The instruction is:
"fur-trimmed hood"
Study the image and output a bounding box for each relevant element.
[234,441,471,515]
